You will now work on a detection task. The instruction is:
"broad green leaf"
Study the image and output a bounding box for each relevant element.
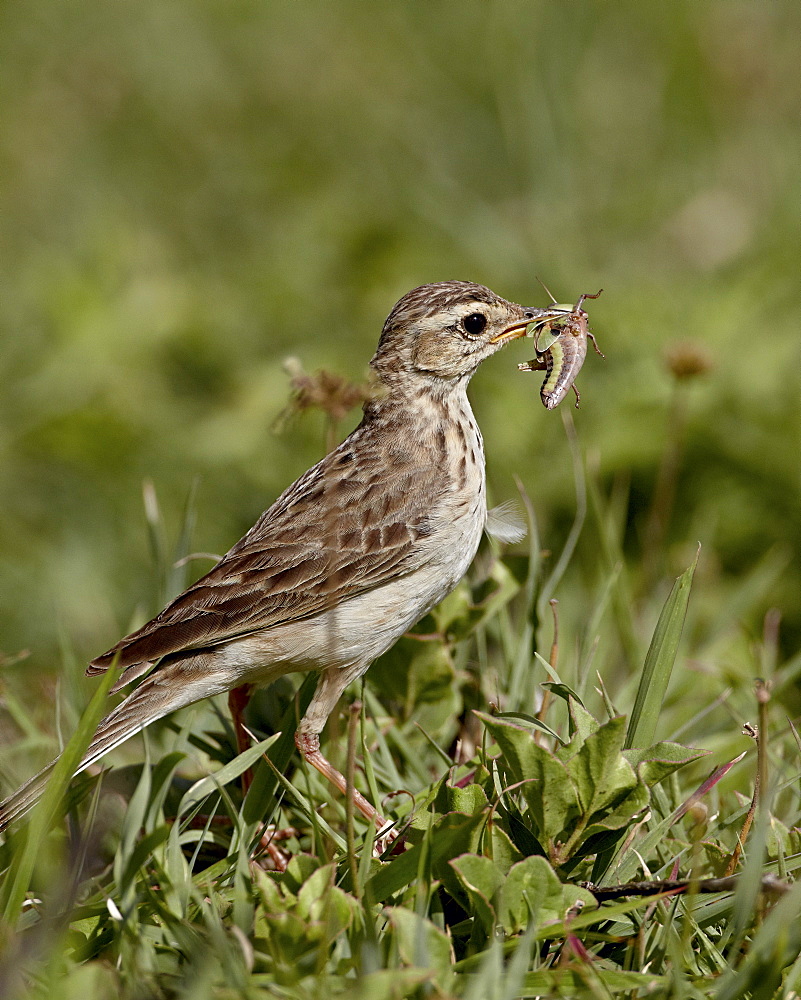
[336,970,434,1000]
[483,713,656,865]
[456,891,707,973]
[256,868,288,911]
[449,854,503,932]
[297,863,358,927]
[568,716,637,816]
[254,861,360,962]
[568,697,598,739]
[579,782,650,844]
[556,717,650,862]
[364,812,485,902]
[554,697,598,758]
[601,751,744,886]
[501,809,549,860]
[488,824,525,873]
[498,855,595,935]
[295,862,336,920]
[626,548,698,749]
[432,559,522,643]
[434,771,488,815]
[622,741,708,787]
[477,713,578,845]
[370,636,454,715]
[498,855,561,935]
[281,853,320,895]
[384,907,454,990]
[492,711,564,744]
[540,681,584,708]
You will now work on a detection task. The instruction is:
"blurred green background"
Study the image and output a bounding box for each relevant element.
[1,0,800,734]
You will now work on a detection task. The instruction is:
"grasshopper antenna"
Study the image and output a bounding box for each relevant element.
[535,276,558,304]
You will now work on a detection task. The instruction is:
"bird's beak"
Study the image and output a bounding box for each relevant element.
[490,307,564,346]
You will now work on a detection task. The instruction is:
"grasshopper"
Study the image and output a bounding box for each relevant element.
[518,289,604,409]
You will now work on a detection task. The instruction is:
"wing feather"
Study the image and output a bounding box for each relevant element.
[88,425,440,679]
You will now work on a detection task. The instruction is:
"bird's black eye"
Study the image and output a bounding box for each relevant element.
[463,312,487,336]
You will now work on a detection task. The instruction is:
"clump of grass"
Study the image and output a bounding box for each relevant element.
[1,410,800,1000]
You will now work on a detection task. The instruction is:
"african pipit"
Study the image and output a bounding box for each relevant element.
[0,281,558,833]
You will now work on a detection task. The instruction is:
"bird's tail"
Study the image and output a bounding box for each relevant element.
[0,656,222,834]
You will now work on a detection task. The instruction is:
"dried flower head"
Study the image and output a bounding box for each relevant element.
[274,358,379,451]
[281,357,376,423]
[663,341,714,380]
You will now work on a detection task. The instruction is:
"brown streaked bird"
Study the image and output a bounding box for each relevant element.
[0,281,558,834]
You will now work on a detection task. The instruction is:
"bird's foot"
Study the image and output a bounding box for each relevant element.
[255,824,299,872]
[295,730,396,852]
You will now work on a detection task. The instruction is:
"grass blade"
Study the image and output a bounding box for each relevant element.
[625,547,699,750]
[0,662,120,922]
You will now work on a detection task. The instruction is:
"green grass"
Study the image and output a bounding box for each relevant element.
[1,414,800,998]
[1,1,801,995]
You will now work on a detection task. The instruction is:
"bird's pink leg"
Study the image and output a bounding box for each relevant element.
[294,731,389,832]
[228,684,255,790]
[294,666,393,836]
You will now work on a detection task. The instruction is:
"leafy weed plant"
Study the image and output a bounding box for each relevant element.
[0,411,800,1000]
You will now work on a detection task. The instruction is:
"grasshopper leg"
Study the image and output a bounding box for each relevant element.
[588,331,605,358]
[517,357,548,372]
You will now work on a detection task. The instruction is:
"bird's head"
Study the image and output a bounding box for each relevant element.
[370,281,552,388]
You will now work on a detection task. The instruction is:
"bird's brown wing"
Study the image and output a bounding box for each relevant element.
[88,430,441,680]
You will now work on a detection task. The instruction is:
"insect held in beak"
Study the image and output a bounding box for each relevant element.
[518,289,604,409]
